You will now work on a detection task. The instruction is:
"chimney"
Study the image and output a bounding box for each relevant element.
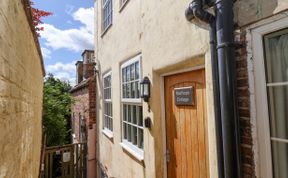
[75,61,83,84]
[82,50,95,79]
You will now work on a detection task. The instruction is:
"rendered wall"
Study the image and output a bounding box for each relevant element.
[95,0,288,177]
[95,0,217,178]
[0,0,44,177]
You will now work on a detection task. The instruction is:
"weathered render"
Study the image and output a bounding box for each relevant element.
[95,0,214,178]
[95,0,288,177]
[0,0,44,177]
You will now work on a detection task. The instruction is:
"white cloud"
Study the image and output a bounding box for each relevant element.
[46,61,77,86]
[72,7,94,33]
[41,47,51,59]
[46,61,76,73]
[40,7,94,52]
[40,24,94,52]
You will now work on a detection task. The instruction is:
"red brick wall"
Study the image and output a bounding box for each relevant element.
[71,77,97,135]
[71,76,97,178]
[235,30,255,178]
[71,87,89,142]
[88,77,96,128]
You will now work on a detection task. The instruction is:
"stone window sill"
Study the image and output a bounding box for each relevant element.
[120,140,144,161]
[102,128,113,139]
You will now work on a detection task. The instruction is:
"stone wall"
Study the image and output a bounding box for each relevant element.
[235,0,288,26]
[0,0,44,177]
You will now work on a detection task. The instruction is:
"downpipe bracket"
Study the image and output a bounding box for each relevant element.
[217,42,246,49]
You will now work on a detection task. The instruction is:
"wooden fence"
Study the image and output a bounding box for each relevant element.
[40,143,87,178]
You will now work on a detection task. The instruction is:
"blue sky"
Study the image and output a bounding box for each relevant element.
[33,0,94,86]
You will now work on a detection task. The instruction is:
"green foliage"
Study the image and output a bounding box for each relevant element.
[43,74,74,147]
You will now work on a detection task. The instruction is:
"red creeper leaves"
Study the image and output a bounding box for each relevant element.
[30,1,52,36]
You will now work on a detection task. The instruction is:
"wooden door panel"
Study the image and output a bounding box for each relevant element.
[165,69,209,178]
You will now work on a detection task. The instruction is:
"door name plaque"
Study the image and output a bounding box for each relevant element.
[174,87,194,106]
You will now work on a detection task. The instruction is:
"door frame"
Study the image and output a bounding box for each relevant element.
[160,65,205,178]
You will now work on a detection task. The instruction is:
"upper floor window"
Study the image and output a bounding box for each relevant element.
[102,0,113,32]
[121,55,144,155]
[103,72,113,133]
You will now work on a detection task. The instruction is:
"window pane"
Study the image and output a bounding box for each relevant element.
[107,116,109,129]
[110,117,113,131]
[107,75,111,87]
[131,82,135,98]
[108,103,111,116]
[126,66,130,82]
[110,103,112,117]
[124,123,127,139]
[138,129,143,149]
[132,105,137,125]
[268,85,288,139]
[127,83,131,98]
[133,126,137,145]
[105,118,107,129]
[127,105,131,122]
[104,89,106,99]
[135,82,139,98]
[122,68,126,82]
[104,103,107,115]
[138,106,143,126]
[135,61,139,79]
[122,84,125,98]
[271,141,288,178]
[123,104,127,121]
[264,30,288,83]
[131,64,135,81]
[128,124,132,142]
[109,88,111,99]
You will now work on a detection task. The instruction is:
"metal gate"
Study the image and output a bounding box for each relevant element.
[41,143,87,178]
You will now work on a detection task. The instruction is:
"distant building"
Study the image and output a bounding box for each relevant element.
[94,0,288,178]
[0,0,45,177]
[70,50,97,178]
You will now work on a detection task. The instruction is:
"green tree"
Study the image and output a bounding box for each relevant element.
[43,74,74,146]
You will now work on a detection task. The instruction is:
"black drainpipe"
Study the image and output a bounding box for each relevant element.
[185,1,224,178]
[185,0,241,178]
[215,0,241,177]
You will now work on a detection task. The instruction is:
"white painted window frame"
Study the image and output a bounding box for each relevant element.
[120,54,144,161]
[251,15,288,178]
[102,0,113,32]
[102,71,113,138]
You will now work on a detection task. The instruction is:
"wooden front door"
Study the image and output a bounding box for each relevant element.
[165,69,209,178]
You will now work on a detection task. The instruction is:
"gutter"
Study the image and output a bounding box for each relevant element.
[185,0,241,177]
